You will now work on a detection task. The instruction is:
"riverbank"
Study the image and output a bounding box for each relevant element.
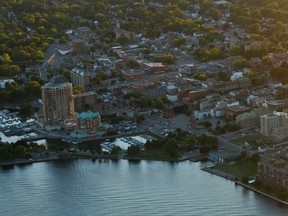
[202,164,288,205]
[201,165,236,181]
[0,156,59,166]
[235,181,288,206]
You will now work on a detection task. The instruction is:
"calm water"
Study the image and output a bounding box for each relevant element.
[0,160,287,216]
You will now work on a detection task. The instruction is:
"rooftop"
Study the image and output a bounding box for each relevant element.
[77,111,100,119]
[50,75,68,85]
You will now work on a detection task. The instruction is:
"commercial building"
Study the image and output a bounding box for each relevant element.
[77,111,101,134]
[41,75,74,126]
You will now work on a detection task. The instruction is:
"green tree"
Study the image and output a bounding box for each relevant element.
[127,145,140,156]
[73,86,84,95]
[210,8,221,21]
[164,139,178,157]
[14,145,26,159]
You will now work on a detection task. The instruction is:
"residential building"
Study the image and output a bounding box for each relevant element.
[260,111,288,139]
[71,68,90,90]
[257,159,288,192]
[41,75,74,126]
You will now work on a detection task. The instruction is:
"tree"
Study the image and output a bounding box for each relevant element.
[139,96,152,109]
[14,145,26,159]
[0,145,13,161]
[73,86,84,95]
[210,9,221,21]
[232,59,251,70]
[136,115,145,123]
[19,104,33,117]
[25,80,41,97]
[111,146,121,155]
[194,73,207,81]
[164,139,178,157]
[230,46,243,56]
[127,145,140,156]
[2,53,11,64]
[208,47,223,60]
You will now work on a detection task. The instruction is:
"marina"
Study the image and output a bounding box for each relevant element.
[100,135,153,152]
[0,109,37,138]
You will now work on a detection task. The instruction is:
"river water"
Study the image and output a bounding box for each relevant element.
[0,159,287,216]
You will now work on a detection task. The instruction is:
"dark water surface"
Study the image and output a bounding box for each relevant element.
[0,159,287,216]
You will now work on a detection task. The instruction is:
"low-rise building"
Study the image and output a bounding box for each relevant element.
[208,150,240,163]
[235,107,270,128]
[226,105,250,120]
[181,89,209,104]
[122,69,145,81]
[143,62,167,72]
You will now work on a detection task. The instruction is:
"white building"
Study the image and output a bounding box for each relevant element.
[0,79,14,88]
[260,111,288,139]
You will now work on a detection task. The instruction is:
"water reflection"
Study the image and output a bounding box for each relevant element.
[0,160,287,216]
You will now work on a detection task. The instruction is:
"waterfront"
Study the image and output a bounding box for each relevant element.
[0,160,287,216]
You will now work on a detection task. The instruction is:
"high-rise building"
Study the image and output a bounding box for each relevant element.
[257,159,288,192]
[260,111,288,139]
[71,68,90,90]
[41,75,75,125]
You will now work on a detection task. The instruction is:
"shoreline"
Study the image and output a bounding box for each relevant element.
[2,154,288,206]
[202,165,288,206]
[235,181,288,206]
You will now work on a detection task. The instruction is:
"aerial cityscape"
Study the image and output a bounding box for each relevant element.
[0,0,288,215]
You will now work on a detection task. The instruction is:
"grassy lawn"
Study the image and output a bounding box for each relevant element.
[189,154,207,162]
[230,134,266,146]
[214,160,257,179]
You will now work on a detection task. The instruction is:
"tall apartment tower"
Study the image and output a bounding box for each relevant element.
[260,113,279,136]
[260,111,288,137]
[41,75,75,125]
